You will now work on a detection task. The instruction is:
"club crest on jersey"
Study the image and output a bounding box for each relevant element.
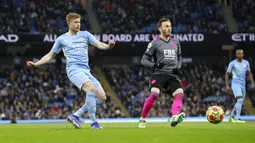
[171,43,177,49]
[79,37,85,41]
[244,64,247,68]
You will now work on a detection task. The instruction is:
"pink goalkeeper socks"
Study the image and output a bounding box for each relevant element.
[141,92,159,118]
[171,93,184,116]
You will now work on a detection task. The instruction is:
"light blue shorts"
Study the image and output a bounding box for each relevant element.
[231,82,246,98]
[67,66,101,90]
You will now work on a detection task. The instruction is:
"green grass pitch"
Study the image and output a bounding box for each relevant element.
[1,122,255,143]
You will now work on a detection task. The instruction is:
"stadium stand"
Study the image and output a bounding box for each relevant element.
[1,61,250,120]
[0,0,254,121]
[92,0,228,33]
[0,0,90,34]
[233,0,255,32]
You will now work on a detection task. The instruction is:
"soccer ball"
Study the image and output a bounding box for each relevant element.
[206,106,224,124]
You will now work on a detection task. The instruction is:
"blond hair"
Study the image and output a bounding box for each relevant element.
[66,13,81,25]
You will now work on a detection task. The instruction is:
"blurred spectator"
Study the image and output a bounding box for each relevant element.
[0,0,231,34]
[233,0,255,32]
[93,0,228,33]
[0,0,90,34]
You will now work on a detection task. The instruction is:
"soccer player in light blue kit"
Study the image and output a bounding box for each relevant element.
[26,13,115,129]
[225,49,254,123]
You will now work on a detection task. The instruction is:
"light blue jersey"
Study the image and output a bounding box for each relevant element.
[50,31,100,90]
[227,59,250,97]
[51,31,98,69]
[227,59,250,85]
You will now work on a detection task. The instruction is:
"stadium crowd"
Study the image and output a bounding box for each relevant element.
[103,61,249,117]
[0,0,90,34]
[0,60,253,120]
[93,0,228,33]
[2,0,254,34]
[0,0,254,121]
[0,64,125,120]
[233,0,255,32]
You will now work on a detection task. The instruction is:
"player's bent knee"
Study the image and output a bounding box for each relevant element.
[102,95,107,101]
[82,82,95,92]
[151,87,160,94]
[237,98,244,103]
[98,94,107,101]
[172,88,184,97]
[96,88,107,101]
[235,96,242,99]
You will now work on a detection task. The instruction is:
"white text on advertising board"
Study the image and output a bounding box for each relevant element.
[232,33,255,42]
[0,34,19,42]
[93,34,204,42]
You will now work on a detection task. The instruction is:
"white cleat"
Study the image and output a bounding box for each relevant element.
[138,120,146,128]
[170,112,185,127]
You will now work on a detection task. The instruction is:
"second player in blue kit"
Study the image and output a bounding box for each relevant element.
[225,49,254,123]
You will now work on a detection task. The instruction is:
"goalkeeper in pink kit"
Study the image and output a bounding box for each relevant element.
[138,18,185,128]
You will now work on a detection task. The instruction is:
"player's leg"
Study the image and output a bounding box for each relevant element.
[235,85,246,123]
[69,81,97,128]
[170,88,185,127]
[80,81,104,128]
[91,75,106,104]
[138,75,162,128]
[75,88,105,112]
[138,87,160,128]
[229,83,245,123]
[71,72,105,129]
[72,80,105,116]
[230,106,236,119]
[167,77,185,127]
[67,69,98,128]
[89,75,106,129]
[95,85,106,104]
[228,83,238,121]
[234,97,245,123]
[228,107,236,122]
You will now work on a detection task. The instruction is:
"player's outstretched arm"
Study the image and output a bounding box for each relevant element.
[92,40,115,50]
[26,52,57,68]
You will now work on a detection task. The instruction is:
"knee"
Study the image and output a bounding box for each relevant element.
[100,90,107,101]
[82,82,95,92]
[172,88,184,97]
[96,89,107,102]
[101,94,107,102]
[151,87,160,94]
[237,98,244,103]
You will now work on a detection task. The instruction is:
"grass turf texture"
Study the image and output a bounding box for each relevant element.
[1,122,255,143]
